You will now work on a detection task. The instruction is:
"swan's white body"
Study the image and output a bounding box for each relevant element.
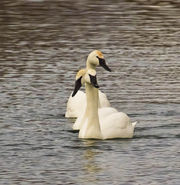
[76,82,136,139]
[65,90,110,118]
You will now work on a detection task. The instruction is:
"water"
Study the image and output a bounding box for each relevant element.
[0,0,180,184]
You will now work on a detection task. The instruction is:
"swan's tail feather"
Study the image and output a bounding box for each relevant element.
[132,121,137,128]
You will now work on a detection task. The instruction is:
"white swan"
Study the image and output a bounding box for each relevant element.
[72,68,136,139]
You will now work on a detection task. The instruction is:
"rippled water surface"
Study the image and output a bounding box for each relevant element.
[0,0,180,184]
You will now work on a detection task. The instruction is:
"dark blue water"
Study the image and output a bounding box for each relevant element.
[0,0,180,184]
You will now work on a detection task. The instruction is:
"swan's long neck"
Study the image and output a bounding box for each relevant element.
[79,82,102,139]
[86,59,101,106]
[86,60,96,70]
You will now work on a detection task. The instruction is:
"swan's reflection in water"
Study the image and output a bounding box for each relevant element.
[82,140,102,183]
[84,150,101,173]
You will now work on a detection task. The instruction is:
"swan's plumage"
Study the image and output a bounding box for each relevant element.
[65,90,86,118]
[100,112,137,139]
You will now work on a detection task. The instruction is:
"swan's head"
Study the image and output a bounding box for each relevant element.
[72,69,99,97]
[87,50,111,72]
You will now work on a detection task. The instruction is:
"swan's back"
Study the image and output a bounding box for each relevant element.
[100,112,135,139]
[99,91,110,108]
[98,107,118,122]
[65,90,86,118]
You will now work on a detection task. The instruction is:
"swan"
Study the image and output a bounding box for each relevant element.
[72,68,136,139]
[65,50,111,118]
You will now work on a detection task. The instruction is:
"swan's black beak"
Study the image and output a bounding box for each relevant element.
[97,56,111,72]
[72,77,82,97]
[89,74,99,88]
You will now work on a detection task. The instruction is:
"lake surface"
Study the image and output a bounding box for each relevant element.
[0,0,180,184]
